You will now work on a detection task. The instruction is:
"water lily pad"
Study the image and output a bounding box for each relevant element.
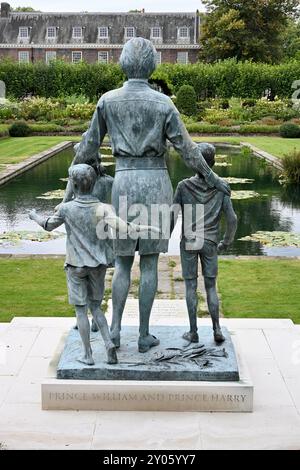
[231,190,261,200]
[37,189,65,200]
[239,231,300,247]
[214,162,232,167]
[0,230,64,245]
[223,177,254,184]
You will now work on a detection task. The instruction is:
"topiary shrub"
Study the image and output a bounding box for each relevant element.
[176,85,197,116]
[8,121,31,137]
[280,123,300,138]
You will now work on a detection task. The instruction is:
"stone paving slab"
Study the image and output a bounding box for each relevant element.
[0,316,299,449]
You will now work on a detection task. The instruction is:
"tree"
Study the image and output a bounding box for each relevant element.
[281,19,300,59]
[200,0,300,63]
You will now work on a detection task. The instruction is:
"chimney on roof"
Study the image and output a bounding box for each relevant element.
[1,3,10,17]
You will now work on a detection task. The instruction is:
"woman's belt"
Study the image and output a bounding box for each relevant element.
[114,155,167,172]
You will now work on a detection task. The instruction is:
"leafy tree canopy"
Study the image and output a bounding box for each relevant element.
[200,0,300,63]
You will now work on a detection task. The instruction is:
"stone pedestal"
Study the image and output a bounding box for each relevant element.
[42,325,253,412]
[57,326,239,382]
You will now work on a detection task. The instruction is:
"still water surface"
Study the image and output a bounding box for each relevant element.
[1,145,300,256]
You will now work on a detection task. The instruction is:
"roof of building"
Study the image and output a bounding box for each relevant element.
[0,6,200,46]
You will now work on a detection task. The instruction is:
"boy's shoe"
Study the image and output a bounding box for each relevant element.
[107,346,118,364]
[214,327,225,343]
[182,331,199,343]
[138,334,160,353]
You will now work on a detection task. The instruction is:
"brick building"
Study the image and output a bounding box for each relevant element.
[0,3,201,65]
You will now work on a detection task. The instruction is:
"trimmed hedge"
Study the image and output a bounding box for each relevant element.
[1,59,300,101]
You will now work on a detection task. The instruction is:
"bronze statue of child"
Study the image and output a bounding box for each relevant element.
[173,143,237,344]
[30,163,158,365]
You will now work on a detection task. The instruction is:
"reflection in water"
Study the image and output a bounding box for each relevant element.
[0,145,300,256]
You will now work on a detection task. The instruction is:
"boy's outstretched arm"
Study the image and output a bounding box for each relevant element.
[29,209,64,231]
[96,204,160,235]
[218,196,237,251]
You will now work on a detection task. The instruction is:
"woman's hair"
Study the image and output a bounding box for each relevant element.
[119,37,156,79]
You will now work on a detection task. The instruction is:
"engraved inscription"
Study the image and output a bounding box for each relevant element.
[48,392,248,403]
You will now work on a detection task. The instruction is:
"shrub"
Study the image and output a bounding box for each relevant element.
[242,99,256,107]
[280,123,300,138]
[65,102,94,120]
[9,121,31,137]
[175,85,198,116]
[19,96,61,121]
[29,123,64,133]
[219,99,229,109]
[282,151,300,184]
[239,124,280,134]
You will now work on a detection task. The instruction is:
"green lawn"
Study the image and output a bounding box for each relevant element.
[0,258,73,322]
[193,136,300,159]
[0,135,299,167]
[0,136,79,165]
[0,257,299,323]
[218,258,300,323]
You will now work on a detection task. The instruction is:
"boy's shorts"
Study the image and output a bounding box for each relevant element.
[180,239,218,280]
[65,264,107,305]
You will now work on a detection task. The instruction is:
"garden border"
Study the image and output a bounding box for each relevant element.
[0,141,73,187]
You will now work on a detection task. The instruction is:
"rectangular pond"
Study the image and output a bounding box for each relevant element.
[1,144,300,257]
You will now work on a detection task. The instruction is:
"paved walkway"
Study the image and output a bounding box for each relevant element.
[0,313,300,450]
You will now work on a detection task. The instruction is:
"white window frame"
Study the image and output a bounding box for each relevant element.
[155,51,162,65]
[19,27,29,39]
[125,27,135,39]
[151,27,161,39]
[178,26,189,39]
[98,27,108,39]
[46,50,57,64]
[72,51,82,63]
[177,51,189,65]
[46,27,57,39]
[18,50,30,63]
[98,51,109,64]
[72,27,83,39]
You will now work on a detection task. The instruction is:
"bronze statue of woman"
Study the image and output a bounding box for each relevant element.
[63,37,230,353]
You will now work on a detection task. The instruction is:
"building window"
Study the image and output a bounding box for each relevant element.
[47,27,57,39]
[18,51,30,63]
[177,51,188,64]
[19,27,29,39]
[98,27,108,39]
[72,27,83,39]
[155,51,162,65]
[98,51,109,63]
[151,27,161,39]
[72,51,82,63]
[46,51,57,64]
[178,27,189,39]
[125,27,135,39]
